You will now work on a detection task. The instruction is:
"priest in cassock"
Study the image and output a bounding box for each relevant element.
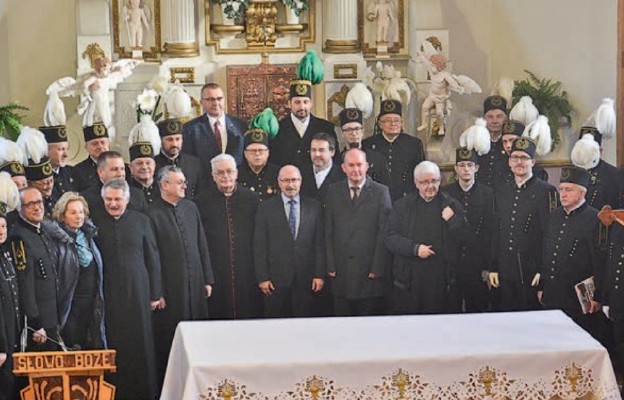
[194,153,262,319]
[149,165,214,383]
[95,178,163,400]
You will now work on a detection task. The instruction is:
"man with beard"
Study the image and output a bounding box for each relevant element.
[254,165,325,317]
[441,148,494,312]
[11,188,58,351]
[300,132,344,202]
[238,128,279,202]
[95,179,162,400]
[155,119,205,200]
[325,148,392,316]
[338,108,389,187]
[149,166,214,383]
[194,154,262,319]
[73,123,110,191]
[489,138,558,311]
[40,125,75,199]
[182,83,246,173]
[270,77,339,171]
[80,151,148,224]
[362,99,425,201]
[475,95,508,189]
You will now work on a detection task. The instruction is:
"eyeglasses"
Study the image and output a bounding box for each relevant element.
[279,178,301,184]
[341,127,363,134]
[23,199,44,209]
[213,169,236,177]
[244,149,268,154]
[379,118,401,125]
[416,179,441,186]
[202,97,224,102]
[509,155,532,163]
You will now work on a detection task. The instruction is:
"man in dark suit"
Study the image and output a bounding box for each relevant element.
[182,83,246,174]
[269,79,339,171]
[325,148,392,316]
[254,165,325,317]
[72,123,110,192]
[300,132,344,202]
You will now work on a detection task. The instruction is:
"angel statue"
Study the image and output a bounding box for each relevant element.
[416,41,481,136]
[47,51,141,140]
[124,0,152,49]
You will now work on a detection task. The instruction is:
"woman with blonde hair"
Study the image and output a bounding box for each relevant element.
[46,191,106,349]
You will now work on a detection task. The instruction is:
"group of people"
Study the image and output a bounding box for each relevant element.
[0,76,623,399]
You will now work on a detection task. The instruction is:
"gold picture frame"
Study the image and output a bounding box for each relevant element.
[112,0,162,59]
[358,0,407,56]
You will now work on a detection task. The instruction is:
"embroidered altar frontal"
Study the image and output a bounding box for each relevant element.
[161,311,620,400]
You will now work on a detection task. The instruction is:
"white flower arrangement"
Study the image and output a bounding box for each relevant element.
[282,0,309,16]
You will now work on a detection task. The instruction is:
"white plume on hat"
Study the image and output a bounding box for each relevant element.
[0,138,27,165]
[165,85,192,119]
[491,77,515,105]
[509,96,539,126]
[459,118,491,156]
[0,171,20,212]
[43,77,75,126]
[523,115,551,157]
[571,133,601,170]
[584,98,616,140]
[345,83,374,119]
[128,114,161,156]
[16,126,48,165]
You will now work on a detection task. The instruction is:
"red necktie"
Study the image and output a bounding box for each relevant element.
[213,120,223,153]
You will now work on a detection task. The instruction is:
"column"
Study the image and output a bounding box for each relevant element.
[162,0,199,57]
[323,0,359,53]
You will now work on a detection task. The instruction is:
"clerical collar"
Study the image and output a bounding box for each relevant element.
[514,173,533,188]
[381,133,399,143]
[459,179,475,192]
[564,198,586,215]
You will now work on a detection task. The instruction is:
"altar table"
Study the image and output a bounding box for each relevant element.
[160,310,620,399]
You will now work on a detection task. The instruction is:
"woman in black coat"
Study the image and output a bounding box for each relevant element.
[46,192,106,350]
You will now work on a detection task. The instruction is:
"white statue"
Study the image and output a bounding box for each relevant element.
[416,42,481,135]
[367,0,394,43]
[50,55,141,136]
[124,0,152,48]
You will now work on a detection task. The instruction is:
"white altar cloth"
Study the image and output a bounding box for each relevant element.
[161,310,621,399]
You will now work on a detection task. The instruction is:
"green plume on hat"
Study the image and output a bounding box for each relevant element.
[296,50,324,85]
[249,108,279,139]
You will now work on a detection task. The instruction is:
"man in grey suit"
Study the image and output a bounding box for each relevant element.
[254,165,325,318]
[182,83,246,174]
[325,148,392,316]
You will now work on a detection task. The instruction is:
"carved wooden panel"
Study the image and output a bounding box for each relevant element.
[226,64,297,123]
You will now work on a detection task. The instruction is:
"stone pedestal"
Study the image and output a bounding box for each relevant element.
[162,0,199,57]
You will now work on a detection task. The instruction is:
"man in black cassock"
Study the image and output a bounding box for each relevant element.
[385,161,467,314]
[95,179,163,400]
[149,166,214,383]
[194,154,262,319]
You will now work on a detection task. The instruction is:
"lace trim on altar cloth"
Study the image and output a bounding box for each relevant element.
[199,364,621,400]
